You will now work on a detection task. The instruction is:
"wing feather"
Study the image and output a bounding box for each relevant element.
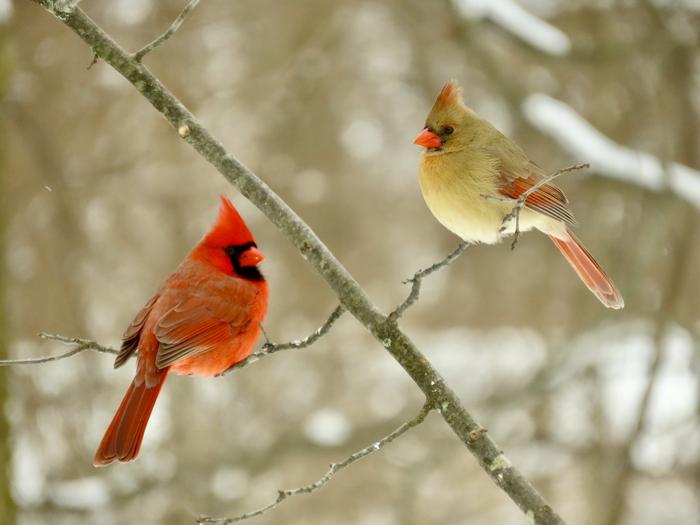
[153,280,258,370]
[115,294,159,369]
[499,164,576,226]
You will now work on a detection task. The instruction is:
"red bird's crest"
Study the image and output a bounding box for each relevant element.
[203,195,257,247]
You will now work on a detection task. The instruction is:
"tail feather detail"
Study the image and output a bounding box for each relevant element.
[548,229,624,309]
[93,371,167,467]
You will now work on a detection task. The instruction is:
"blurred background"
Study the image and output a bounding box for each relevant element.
[2,0,700,524]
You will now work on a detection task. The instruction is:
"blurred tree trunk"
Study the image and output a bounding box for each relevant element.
[0,21,16,525]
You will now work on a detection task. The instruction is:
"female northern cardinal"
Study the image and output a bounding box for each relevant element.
[414,81,623,309]
[94,196,269,466]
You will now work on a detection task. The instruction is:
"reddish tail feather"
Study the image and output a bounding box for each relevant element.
[548,229,624,309]
[93,371,168,467]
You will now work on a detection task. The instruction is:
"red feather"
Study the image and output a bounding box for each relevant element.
[500,176,576,225]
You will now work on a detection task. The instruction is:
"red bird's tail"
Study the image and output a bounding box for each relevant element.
[548,229,624,309]
[93,371,167,467]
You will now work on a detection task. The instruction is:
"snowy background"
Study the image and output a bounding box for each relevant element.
[2,0,700,524]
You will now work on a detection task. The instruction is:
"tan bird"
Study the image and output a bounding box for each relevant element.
[414,80,623,309]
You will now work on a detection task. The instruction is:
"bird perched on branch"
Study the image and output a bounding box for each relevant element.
[94,196,269,466]
[414,80,623,309]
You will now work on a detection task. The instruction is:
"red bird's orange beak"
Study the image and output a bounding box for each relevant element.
[413,128,441,149]
[239,246,265,267]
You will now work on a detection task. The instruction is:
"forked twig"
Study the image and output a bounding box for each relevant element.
[388,242,468,322]
[197,402,433,524]
[223,305,345,374]
[132,0,201,62]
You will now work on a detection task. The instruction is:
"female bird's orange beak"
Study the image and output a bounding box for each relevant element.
[413,128,441,149]
[239,246,265,267]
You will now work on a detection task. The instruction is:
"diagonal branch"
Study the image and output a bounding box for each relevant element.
[388,242,468,322]
[30,3,568,523]
[197,402,434,524]
[222,305,345,374]
[132,0,200,62]
[0,333,117,366]
[499,162,589,250]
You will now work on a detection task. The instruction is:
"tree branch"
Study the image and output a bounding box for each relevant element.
[222,305,345,374]
[0,333,117,366]
[30,3,568,523]
[132,0,200,62]
[198,402,433,524]
[388,242,468,323]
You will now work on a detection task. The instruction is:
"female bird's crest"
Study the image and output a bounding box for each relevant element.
[203,195,256,247]
[434,80,464,111]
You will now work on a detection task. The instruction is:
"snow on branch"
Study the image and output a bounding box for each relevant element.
[452,0,571,56]
[524,94,700,209]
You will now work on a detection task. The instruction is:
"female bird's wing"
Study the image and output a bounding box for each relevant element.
[114,293,159,368]
[499,167,577,225]
[493,145,577,226]
[153,279,260,369]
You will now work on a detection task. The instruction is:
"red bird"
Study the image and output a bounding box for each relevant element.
[94,196,269,466]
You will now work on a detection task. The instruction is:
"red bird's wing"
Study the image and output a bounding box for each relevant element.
[153,280,259,369]
[498,162,576,226]
[114,293,159,369]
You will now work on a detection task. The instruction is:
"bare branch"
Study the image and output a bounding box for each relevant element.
[197,402,433,524]
[499,162,589,250]
[222,305,345,374]
[388,242,468,322]
[0,333,117,366]
[132,0,200,62]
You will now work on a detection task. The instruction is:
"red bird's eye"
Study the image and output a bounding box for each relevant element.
[443,126,454,135]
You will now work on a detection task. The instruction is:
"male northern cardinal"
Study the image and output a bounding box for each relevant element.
[94,196,269,466]
[414,81,623,309]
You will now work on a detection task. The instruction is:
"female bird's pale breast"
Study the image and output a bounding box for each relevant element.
[419,151,512,244]
[418,150,563,244]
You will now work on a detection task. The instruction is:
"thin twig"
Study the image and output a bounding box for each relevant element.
[0,333,117,366]
[499,163,589,250]
[198,402,433,524]
[86,53,98,69]
[388,242,468,322]
[132,0,200,62]
[223,306,345,374]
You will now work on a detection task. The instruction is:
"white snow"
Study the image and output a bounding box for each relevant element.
[453,0,571,56]
[341,118,385,160]
[303,408,352,447]
[49,476,109,509]
[523,93,700,209]
[0,0,11,22]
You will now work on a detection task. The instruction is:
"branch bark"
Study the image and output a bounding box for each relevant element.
[30,2,567,523]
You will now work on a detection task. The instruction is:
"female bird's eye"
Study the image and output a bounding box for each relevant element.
[443,126,454,135]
